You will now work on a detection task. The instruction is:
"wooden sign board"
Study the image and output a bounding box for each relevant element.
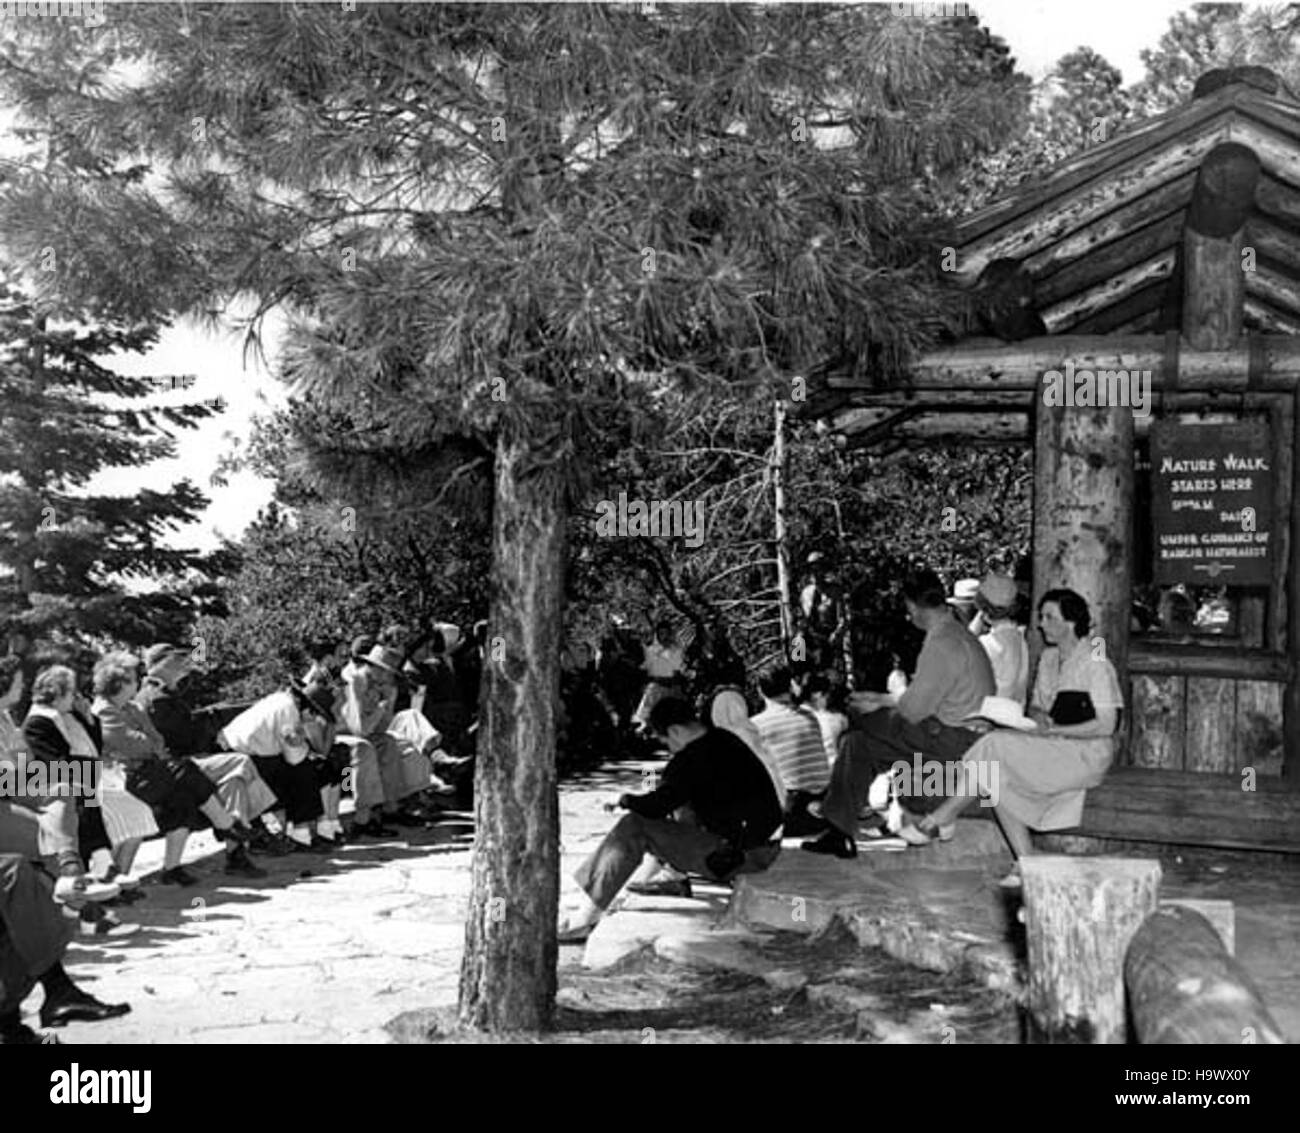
[1150,420,1272,586]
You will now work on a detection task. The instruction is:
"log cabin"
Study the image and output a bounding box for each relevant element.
[810,67,1300,853]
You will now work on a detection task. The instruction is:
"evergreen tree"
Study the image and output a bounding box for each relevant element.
[0,278,218,646]
[0,2,1027,1031]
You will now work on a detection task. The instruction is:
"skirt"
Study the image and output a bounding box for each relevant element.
[125,757,214,834]
[97,763,160,846]
[962,730,1114,830]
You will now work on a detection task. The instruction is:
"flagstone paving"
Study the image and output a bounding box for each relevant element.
[27,759,1300,1043]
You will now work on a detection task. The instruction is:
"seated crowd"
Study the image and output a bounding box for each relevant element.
[0,622,482,1044]
[560,568,1121,941]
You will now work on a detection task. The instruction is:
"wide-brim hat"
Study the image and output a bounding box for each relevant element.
[977,573,1019,609]
[947,578,980,606]
[144,643,190,677]
[363,644,404,675]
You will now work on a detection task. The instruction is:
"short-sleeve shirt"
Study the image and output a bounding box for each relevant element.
[1031,645,1124,718]
[219,691,310,763]
[751,702,830,793]
[896,617,996,728]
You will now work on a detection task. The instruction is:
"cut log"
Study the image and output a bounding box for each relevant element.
[900,334,1300,391]
[1125,904,1285,1043]
[1021,856,1162,1043]
[1182,142,1260,350]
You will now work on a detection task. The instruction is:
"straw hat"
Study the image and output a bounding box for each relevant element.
[946,578,980,607]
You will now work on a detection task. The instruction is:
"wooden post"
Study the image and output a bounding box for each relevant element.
[1021,856,1162,1043]
[1031,384,1134,752]
[1288,389,1300,784]
[1125,904,1285,1043]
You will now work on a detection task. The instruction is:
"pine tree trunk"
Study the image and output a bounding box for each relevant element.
[772,400,794,656]
[457,432,565,1032]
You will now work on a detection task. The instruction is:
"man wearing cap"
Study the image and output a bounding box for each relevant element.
[139,644,280,850]
[803,569,994,859]
[338,642,437,835]
[947,578,981,629]
[217,682,340,851]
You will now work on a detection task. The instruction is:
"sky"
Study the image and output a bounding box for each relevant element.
[66,0,1192,551]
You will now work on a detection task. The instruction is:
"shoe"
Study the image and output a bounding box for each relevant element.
[427,777,458,797]
[224,847,268,879]
[40,987,132,1029]
[250,830,296,856]
[1,1023,56,1044]
[217,820,255,845]
[556,916,598,944]
[158,866,201,887]
[801,831,857,859]
[101,865,142,889]
[627,877,693,898]
[116,886,148,905]
[53,875,121,906]
[79,907,141,939]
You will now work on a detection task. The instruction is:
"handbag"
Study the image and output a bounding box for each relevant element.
[125,759,178,807]
[1049,690,1096,726]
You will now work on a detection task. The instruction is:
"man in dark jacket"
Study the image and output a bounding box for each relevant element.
[558,696,782,943]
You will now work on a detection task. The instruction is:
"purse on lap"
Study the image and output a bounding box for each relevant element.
[1049,690,1096,726]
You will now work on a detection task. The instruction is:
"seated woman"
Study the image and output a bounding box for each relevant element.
[93,652,262,883]
[896,588,1122,886]
[23,665,163,919]
[0,658,118,907]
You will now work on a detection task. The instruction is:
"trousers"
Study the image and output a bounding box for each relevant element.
[574,812,779,910]
[822,708,983,835]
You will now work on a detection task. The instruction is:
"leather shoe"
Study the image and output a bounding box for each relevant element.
[40,988,132,1029]
[801,830,857,859]
[1,1023,56,1044]
[158,866,201,886]
[627,876,693,898]
[224,847,268,878]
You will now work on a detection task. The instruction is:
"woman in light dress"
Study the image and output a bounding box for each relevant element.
[897,589,1122,886]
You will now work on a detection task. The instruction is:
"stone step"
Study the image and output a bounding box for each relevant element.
[730,818,1024,998]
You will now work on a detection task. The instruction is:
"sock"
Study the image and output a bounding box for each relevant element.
[39,963,75,999]
[318,818,340,838]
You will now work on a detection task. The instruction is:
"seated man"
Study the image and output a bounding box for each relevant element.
[141,644,279,848]
[558,697,783,943]
[803,569,994,859]
[337,644,441,835]
[217,682,340,852]
[750,665,829,837]
[1,852,130,1043]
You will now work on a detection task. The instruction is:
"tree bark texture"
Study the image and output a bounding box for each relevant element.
[1021,855,1162,1044]
[458,431,565,1032]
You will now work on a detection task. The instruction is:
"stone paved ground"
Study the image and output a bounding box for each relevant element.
[32,767,638,1044]
[26,758,1297,1043]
